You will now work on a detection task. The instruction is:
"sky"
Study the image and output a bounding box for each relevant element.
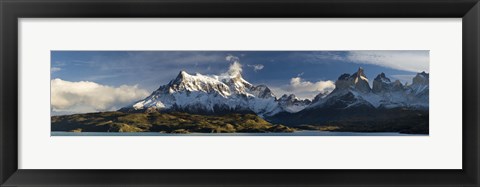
[51,51,429,115]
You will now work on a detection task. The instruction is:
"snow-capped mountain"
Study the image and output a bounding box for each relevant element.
[407,71,429,107]
[121,70,282,116]
[307,68,429,110]
[277,94,311,113]
[122,66,429,125]
[372,71,429,109]
[307,67,379,110]
[268,68,429,125]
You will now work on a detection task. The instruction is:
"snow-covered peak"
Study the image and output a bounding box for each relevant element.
[407,72,429,105]
[372,72,403,93]
[123,67,429,117]
[167,71,231,97]
[374,72,391,83]
[308,69,428,111]
[250,85,276,99]
[277,94,311,113]
[218,73,253,95]
[279,94,298,101]
[123,70,282,116]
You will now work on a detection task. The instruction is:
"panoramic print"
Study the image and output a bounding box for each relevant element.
[51,51,429,136]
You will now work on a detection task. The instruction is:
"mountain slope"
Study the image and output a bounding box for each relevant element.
[121,66,428,133]
[277,94,311,113]
[268,68,429,126]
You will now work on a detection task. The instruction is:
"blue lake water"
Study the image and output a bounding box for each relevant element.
[51,131,426,136]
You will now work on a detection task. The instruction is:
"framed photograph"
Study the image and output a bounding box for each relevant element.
[1,0,479,186]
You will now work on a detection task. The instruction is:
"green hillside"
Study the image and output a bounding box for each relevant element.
[51,111,294,133]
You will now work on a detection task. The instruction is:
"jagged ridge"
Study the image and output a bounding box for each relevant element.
[121,70,282,116]
[121,67,429,124]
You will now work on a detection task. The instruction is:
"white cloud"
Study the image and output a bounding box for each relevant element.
[51,79,149,114]
[345,51,429,72]
[51,67,61,72]
[223,55,243,77]
[226,54,240,63]
[226,62,243,77]
[248,64,264,72]
[289,77,336,94]
[297,51,429,73]
[272,77,336,100]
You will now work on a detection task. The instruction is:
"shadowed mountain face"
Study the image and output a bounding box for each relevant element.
[277,94,311,113]
[308,68,428,110]
[266,68,428,133]
[110,67,429,134]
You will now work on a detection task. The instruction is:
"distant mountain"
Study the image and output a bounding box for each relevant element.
[277,94,311,113]
[307,68,429,110]
[267,68,429,126]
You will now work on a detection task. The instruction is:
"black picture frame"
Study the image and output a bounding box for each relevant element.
[1,0,479,186]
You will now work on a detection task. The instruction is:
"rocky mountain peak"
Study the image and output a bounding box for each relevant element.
[372,72,405,93]
[335,67,371,93]
[277,94,311,113]
[172,70,189,84]
[352,67,366,79]
[373,72,391,93]
[374,72,391,83]
[123,67,429,117]
[279,94,297,101]
[251,85,275,99]
[412,71,429,85]
[352,68,371,93]
[311,91,329,103]
[125,69,283,116]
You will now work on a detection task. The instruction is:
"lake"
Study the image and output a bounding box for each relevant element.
[51,131,426,136]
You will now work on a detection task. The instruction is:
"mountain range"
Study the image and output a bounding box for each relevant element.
[120,67,429,127]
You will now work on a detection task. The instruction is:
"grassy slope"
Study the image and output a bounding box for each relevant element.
[51,111,294,133]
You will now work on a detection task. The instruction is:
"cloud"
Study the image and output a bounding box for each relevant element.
[227,62,243,76]
[294,51,429,73]
[223,55,243,77]
[51,67,61,72]
[345,51,429,73]
[272,77,336,100]
[226,54,240,63]
[289,77,336,94]
[51,79,149,114]
[84,74,124,81]
[289,51,343,64]
[247,64,264,72]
